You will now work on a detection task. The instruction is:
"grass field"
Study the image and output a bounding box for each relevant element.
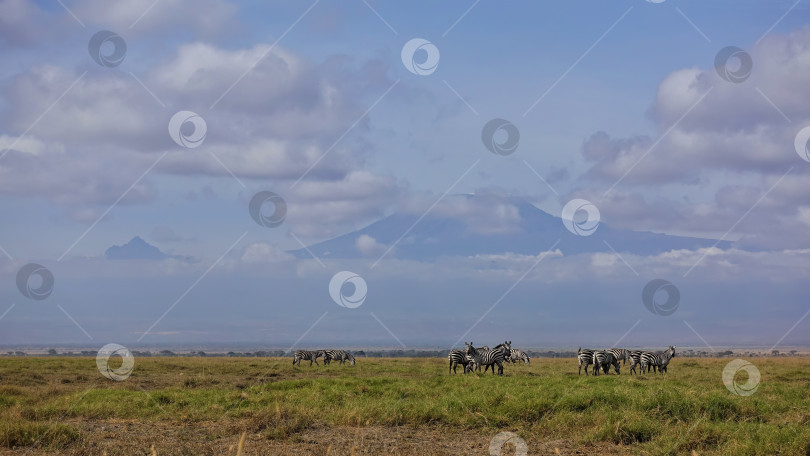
[0,356,808,455]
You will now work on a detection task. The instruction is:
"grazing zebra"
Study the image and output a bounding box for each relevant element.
[466,341,511,376]
[607,348,630,366]
[508,349,530,364]
[323,349,356,366]
[628,350,643,375]
[448,349,475,374]
[293,350,323,366]
[592,351,620,375]
[640,346,676,374]
[577,348,594,375]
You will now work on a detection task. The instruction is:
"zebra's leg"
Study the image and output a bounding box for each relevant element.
[497,361,504,375]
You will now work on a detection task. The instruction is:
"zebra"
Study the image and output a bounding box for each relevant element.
[577,348,594,375]
[293,350,324,366]
[323,350,356,366]
[466,341,511,376]
[607,348,630,366]
[508,349,530,364]
[628,350,643,375]
[640,345,676,374]
[448,348,475,374]
[592,350,620,375]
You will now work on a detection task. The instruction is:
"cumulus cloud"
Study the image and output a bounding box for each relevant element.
[575,27,810,249]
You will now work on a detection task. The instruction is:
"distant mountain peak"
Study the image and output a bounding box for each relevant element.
[289,193,731,261]
[105,236,170,260]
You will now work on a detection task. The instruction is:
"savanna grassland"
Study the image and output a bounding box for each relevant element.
[0,356,808,455]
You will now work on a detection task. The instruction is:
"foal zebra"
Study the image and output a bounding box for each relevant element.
[592,350,621,375]
[640,345,676,374]
[577,348,594,375]
[293,350,324,366]
[323,349,356,366]
[466,341,511,376]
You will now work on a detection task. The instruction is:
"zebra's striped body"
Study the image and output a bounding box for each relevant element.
[448,349,474,374]
[466,341,511,376]
[577,348,594,375]
[323,349,356,366]
[640,346,676,374]
[628,350,643,375]
[592,351,620,375]
[293,350,323,366]
[507,349,530,364]
[607,348,629,366]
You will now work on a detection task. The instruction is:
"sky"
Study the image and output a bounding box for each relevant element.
[1,0,809,350]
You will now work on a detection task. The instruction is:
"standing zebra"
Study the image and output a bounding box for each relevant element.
[466,341,511,376]
[293,350,324,366]
[640,345,676,374]
[628,350,643,375]
[577,348,594,375]
[607,348,630,366]
[508,349,530,364]
[323,349,356,366]
[592,350,620,375]
[448,348,474,374]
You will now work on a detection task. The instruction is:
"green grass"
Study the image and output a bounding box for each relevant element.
[0,356,808,454]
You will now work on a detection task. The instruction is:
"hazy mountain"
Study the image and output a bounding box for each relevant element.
[289,195,731,260]
[105,236,170,260]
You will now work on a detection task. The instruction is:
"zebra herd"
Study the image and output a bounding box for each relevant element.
[448,341,531,375]
[292,349,355,366]
[577,346,676,375]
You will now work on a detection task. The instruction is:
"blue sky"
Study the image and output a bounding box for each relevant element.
[1,0,809,349]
